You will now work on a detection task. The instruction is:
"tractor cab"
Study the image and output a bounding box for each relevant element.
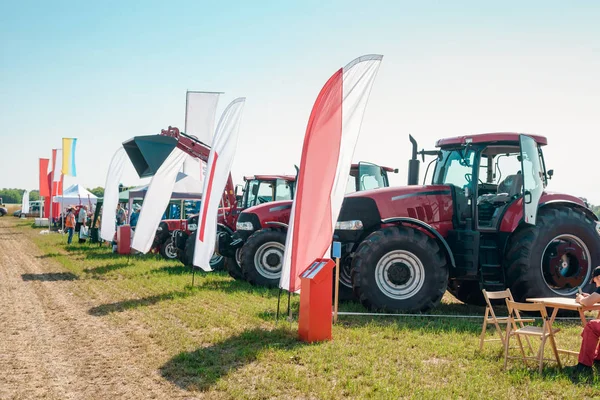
[347,162,396,193]
[428,133,549,231]
[239,175,296,209]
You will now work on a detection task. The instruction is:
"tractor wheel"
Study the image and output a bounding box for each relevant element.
[351,226,448,312]
[182,234,226,271]
[159,237,178,260]
[240,229,287,288]
[333,257,357,303]
[225,248,245,281]
[446,280,486,306]
[505,206,600,302]
[183,234,195,267]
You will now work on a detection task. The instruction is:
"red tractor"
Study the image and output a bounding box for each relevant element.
[175,174,296,272]
[333,133,600,312]
[122,127,297,271]
[221,162,398,293]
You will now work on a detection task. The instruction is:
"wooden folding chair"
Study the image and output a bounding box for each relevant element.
[479,289,534,351]
[503,300,562,374]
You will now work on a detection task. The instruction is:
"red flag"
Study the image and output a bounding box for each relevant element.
[280,55,383,292]
[39,158,50,197]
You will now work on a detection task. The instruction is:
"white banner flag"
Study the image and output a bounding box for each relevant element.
[100,147,127,242]
[193,97,246,270]
[184,91,221,182]
[21,190,30,214]
[131,147,187,253]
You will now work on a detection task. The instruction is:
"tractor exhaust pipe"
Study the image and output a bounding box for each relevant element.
[408,135,420,185]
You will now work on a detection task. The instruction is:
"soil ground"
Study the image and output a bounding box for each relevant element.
[0,218,195,400]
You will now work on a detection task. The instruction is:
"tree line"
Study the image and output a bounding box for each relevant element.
[0,186,136,204]
[0,189,40,204]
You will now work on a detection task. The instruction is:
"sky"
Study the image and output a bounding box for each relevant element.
[1,1,600,202]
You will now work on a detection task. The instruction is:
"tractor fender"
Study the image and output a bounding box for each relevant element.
[264,221,289,230]
[380,217,456,269]
[500,198,597,233]
[539,200,598,222]
[217,223,235,235]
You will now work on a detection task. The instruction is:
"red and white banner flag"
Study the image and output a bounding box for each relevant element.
[279,54,383,292]
[193,97,246,270]
[51,149,63,196]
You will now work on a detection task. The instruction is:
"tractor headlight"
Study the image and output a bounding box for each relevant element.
[236,221,254,231]
[335,220,363,230]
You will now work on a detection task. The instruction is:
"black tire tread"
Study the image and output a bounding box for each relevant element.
[351,226,448,312]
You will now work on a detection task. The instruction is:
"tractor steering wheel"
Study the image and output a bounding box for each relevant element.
[464,173,483,185]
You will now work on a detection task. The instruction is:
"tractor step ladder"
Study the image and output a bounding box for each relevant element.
[479,236,506,291]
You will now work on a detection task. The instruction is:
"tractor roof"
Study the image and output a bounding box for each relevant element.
[244,175,297,182]
[436,132,548,148]
[244,163,397,182]
[350,163,397,173]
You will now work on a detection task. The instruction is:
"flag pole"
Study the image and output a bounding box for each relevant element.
[61,174,65,234]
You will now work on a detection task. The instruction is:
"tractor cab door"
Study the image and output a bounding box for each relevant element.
[519,134,544,225]
[357,162,388,191]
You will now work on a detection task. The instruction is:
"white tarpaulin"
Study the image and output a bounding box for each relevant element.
[193,97,246,270]
[131,147,187,253]
[183,91,221,181]
[280,54,383,292]
[100,147,127,242]
[53,184,98,206]
[21,190,30,214]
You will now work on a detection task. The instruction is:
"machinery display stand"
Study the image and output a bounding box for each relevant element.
[298,258,335,343]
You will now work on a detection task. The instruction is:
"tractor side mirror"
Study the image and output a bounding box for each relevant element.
[235,184,244,196]
[547,169,554,179]
[252,185,259,196]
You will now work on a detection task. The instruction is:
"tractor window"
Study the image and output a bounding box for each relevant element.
[358,162,388,191]
[275,180,293,201]
[433,148,476,189]
[246,180,274,207]
[243,180,259,208]
[492,152,522,187]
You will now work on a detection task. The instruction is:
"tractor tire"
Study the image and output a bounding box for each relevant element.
[333,258,357,303]
[225,248,245,281]
[183,234,195,267]
[182,234,226,271]
[505,206,600,302]
[240,229,287,288]
[159,237,178,260]
[351,226,448,312]
[446,280,486,306]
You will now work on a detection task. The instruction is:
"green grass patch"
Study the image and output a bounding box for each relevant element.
[16,220,600,398]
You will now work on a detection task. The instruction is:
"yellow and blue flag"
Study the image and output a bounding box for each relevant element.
[62,138,77,176]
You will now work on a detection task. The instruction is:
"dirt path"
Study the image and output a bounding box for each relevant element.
[0,219,195,400]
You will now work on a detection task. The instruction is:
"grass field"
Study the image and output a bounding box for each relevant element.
[16,219,600,398]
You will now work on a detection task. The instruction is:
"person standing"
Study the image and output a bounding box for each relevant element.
[130,204,141,228]
[65,207,76,245]
[116,203,126,227]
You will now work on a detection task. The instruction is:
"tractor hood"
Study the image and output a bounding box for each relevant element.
[337,184,455,236]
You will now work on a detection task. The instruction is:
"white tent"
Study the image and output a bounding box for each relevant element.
[53,183,99,208]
